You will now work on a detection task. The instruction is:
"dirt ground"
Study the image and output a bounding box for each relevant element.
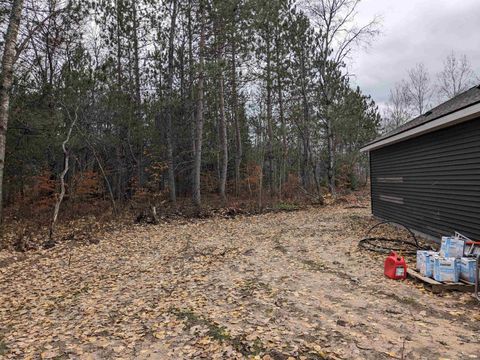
[1,203,479,359]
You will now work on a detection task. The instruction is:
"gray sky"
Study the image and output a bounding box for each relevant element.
[349,0,480,111]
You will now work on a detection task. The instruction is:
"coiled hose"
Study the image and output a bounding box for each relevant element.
[358,221,430,255]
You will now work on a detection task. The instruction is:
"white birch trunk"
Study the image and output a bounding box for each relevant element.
[49,109,78,241]
[0,0,25,228]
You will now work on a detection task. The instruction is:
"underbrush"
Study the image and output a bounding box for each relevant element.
[1,188,369,253]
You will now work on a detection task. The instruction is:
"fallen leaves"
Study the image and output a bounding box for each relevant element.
[0,203,479,359]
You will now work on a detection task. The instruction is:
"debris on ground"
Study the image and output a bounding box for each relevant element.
[0,203,479,359]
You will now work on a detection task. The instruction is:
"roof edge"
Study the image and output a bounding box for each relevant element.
[361,101,480,152]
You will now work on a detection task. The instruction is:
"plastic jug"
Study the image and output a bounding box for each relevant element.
[384,251,407,280]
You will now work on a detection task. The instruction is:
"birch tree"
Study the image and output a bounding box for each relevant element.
[383,82,411,133]
[405,63,432,116]
[0,0,25,226]
[437,52,477,100]
[48,105,78,244]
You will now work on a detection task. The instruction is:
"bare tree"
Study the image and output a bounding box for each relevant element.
[48,106,78,243]
[405,63,432,116]
[302,0,380,196]
[437,52,477,100]
[383,82,411,133]
[0,0,25,227]
[303,0,380,66]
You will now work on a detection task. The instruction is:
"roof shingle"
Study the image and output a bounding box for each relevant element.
[365,84,480,147]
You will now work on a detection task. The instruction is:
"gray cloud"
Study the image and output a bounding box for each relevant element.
[348,0,480,109]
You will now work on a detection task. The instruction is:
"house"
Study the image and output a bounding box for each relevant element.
[361,85,480,241]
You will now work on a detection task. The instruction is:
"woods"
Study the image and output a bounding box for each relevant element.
[383,52,479,132]
[0,0,382,240]
[2,2,480,358]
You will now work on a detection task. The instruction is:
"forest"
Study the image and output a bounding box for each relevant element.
[0,0,384,245]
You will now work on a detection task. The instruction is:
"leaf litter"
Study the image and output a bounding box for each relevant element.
[0,201,479,359]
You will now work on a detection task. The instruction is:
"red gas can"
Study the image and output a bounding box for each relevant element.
[384,251,407,280]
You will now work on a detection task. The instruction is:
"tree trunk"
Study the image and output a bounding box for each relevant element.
[301,136,310,188]
[326,116,336,195]
[49,108,78,242]
[132,2,141,108]
[114,0,125,201]
[231,18,242,196]
[309,151,322,200]
[92,148,117,215]
[258,163,263,210]
[276,36,286,197]
[218,73,228,204]
[115,0,123,88]
[192,0,205,208]
[131,1,144,186]
[265,30,274,193]
[165,0,178,205]
[0,0,24,228]
[187,0,196,189]
[299,47,311,190]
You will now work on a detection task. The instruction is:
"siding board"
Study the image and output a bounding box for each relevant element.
[370,118,480,240]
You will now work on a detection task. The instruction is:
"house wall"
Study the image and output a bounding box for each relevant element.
[370,117,480,241]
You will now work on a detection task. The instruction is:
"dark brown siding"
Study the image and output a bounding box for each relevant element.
[370,118,480,241]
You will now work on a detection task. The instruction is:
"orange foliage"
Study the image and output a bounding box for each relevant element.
[130,177,149,203]
[132,161,170,205]
[201,171,218,194]
[144,161,168,192]
[243,163,262,196]
[32,169,57,211]
[74,170,103,200]
[282,173,301,199]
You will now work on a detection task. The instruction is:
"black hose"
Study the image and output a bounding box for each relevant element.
[358,220,428,255]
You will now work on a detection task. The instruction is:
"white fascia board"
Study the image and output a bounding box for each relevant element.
[361,102,480,152]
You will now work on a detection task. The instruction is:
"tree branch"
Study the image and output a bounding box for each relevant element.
[13,7,66,65]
